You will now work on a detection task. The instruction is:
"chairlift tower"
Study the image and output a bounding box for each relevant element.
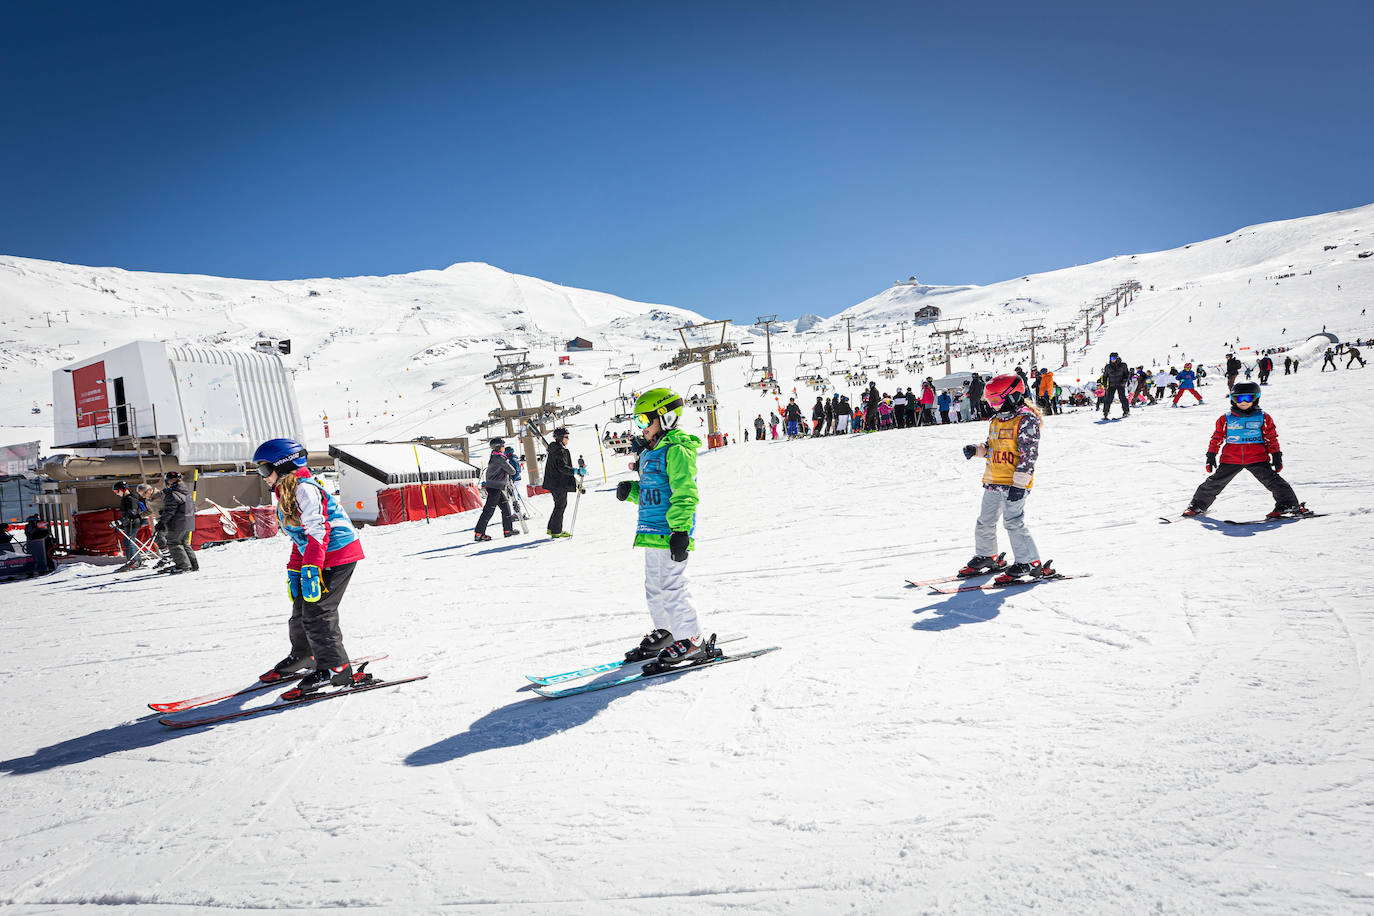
[674,319,732,448]
[1078,307,1096,347]
[1021,322,1047,369]
[484,350,555,482]
[1053,323,1077,368]
[929,319,968,377]
[754,314,779,386]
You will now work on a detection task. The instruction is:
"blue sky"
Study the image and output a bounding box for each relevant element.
[2,1,1371,322]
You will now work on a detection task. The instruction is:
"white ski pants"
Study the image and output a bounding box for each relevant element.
[974,487,1040,566]
[643,547,701,639]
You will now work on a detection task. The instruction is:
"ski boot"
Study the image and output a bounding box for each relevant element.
[1181,505,1204,517]
[625,628,673,662]
[642,634,721,675]
[957,552,1006,578]
[504,529,518,538]
[1266,502,1313,519]
[282,663,366,701]
[474,532,492,542]
[993,559,1054,586]
[259,653,314,683]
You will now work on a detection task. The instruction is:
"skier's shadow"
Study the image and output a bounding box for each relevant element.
[404,681,659,766]
[1,714,205,775]
[909,588,1014,631]
[1191,516,1267,538]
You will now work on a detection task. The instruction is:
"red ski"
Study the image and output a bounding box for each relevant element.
[905,553,1006,587]
[929,573,1090,595]
[149,654,388,712]
[158,674,427,728]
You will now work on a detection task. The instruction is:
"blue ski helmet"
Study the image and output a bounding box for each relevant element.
[253,437,309,477]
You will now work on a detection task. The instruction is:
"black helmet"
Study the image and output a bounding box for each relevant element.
[552,427,569,439]
[164,470,182,483]
[1230,380,1261,408]
[490,437,504,449]
[112,481,129,491]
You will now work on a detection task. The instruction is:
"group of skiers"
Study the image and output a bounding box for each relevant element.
[217,324,1327,701]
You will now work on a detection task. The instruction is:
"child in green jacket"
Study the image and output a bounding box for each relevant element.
[615,387,707,666]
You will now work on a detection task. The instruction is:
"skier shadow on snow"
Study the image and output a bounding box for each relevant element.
[404,681,660,766]
[1189,515,1276,538]
[0,713,206,775]
[910,588,1015,632]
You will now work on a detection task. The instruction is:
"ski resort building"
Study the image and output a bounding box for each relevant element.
[329,442,481,525]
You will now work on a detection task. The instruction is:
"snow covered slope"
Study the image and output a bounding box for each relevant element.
[2,362,1372,912]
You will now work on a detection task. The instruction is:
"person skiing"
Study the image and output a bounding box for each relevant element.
[824,393,837,435]
[614,387,708,666]
[157,470,199,574]
[1321,348,1337,371]
[474,438,519,541]
[958,374,1049,583]
[937,388,952,424]
[1037,368,1056,412]
[543,427,580,539]
[1180,381,1310,519]
[769,410,780,439]
[1257,354,1274,384]
[1348,345,1366,369]
[812,397,826,437]
[1172,363,1203,406]
[252,437,367,696]
[837,395,852,434]
[753,414,765,440]
[865,383,880,432]
[1102,352,1131,418]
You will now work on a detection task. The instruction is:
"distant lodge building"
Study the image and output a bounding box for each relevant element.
[914,305,941,322]
[565,337,594,352]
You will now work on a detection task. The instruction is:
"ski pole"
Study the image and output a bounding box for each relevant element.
[593,423,609,483]
[567,485,582,536]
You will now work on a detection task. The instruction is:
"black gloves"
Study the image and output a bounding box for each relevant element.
[963,444,977,460]
[669,531,690,562]
[1205,452,1217,473]
[615,480,633,501]
[1007,487,1026,502]
[1270,451,1283,473]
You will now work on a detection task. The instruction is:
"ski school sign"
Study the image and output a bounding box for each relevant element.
[72,361,110,428]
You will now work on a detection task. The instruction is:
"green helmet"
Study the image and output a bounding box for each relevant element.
[633,387,684,430]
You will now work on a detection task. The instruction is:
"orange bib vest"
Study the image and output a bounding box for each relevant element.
[982,414,1034,489]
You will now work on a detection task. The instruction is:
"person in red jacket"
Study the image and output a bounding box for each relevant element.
[1182,381,1309,518]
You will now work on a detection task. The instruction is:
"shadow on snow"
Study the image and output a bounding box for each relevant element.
[910,587,1016,631]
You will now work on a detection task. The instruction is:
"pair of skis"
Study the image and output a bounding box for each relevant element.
[153,655,427,728]
[908,555,1089,594]
[1159,507,1324,526]
[524,634,779,699]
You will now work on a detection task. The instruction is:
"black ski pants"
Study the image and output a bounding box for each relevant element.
[288,561,354,669]
[1322,356,1337,371]
[1103,384,1130,417]
[547,488,569,534]
[168,529,198,571]
[1190,461,1297,512]
[475,487,514,535]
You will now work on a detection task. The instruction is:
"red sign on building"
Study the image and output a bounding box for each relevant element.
[73,362,110,428]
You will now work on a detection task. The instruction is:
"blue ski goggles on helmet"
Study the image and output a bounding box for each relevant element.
[1232,394,1256,404]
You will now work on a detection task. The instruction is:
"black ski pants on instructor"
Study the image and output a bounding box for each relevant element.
[1103,384,1130,418]
[1190,461,1297,512]
[288,562,354,670]
[547,489,569,535]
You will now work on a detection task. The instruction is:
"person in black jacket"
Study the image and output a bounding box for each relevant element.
[865,383,880,432]
[1257,354,1274,384]
[811,397,826,437]
[824,395,836,435]
[24,515,57,574]
[158,470,199,573]
[1102,352,1131,419]
[112,481,147,569]
[1225,353,1243,391]
[968,374,986,419]
[543,427,581,539]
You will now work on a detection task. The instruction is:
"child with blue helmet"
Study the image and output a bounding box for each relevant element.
[252,438,367,697]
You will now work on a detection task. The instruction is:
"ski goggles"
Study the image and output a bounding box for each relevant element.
[1232,394,1256,404]
[255,462,279,478]
[633,412,655,429]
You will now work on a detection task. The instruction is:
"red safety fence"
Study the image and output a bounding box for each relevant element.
[375,482,484,526]
[71,506,280,555]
